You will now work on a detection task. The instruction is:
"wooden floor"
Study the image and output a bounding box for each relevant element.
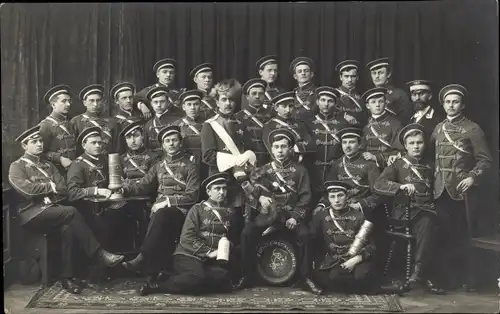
[4,282,500,313]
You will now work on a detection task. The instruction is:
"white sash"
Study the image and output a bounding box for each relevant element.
[385,106,396,115]
[442,124,471,154]
[152,118,162,135]
[116,115,135,124]
[369,124,391,148]
[162,160,187,186]
[45,117,72,136]
[265,91,272,101]
[271,161,296,193]
[342,157,369,188]
[202,99,215,111]
[295,93,310,111]
[329,207,349,236]
[21,157,55,205]
[336,88,363,111]
[82,114,112,138]
[243,109,264,128]
[412,106,431,124]
[77,156,106,180]
[204,201,229,233]
[209,120,241,156]
[401,157,431,188]
[127,154,147,176]
[314,115,340,142]
[182,118,200,135]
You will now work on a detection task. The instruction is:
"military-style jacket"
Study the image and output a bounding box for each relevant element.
[373,155,435,220]
[382,83,413,125]
[39,112,77,167]
[304,112,351,192]
[8,153,68,224]
[262,116,314,155]
[430,114,492,200]
[120,146,160,184]
[69,112,118,154]
[144,107,185,152]
[234,104,273,166]
[310,206,375,270]
[409,105,445,160]
[174,199,238,261]
[67,153,109,202]
[362,111,403,168]
[293,82,317,121]
[135,83,184,112]
[336,85,368,128]
[240,83,285,110]
[198,89,218,121]
[122,151,200,212]
[318,152,381,213]
[173,116,204,164]
[114,108,143,131]
[248,159,312,222]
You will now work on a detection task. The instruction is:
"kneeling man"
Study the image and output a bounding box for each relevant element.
[309,181,376,294]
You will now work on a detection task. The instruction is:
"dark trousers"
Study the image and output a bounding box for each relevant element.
[156,254,233,295]
[411,212,437,268]
[140,206,186,273]
[24,205,101,279]
[240,220,312,280]
[311,261,374,292]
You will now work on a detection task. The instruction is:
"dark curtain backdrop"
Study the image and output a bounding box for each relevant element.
[1,1,498,229]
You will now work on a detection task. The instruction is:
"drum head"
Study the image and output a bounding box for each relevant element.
[256,237,297,286]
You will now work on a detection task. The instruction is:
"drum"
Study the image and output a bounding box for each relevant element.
[256,233,298,286]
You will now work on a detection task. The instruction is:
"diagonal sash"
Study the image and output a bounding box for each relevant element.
[152,118,162,135]
[401,157,431,188]
[162,160,187,186]
[295,93,311,111]
[209,120,241,155]
[265,91,272,101]
[202,99,215,111]
[271,161,296,193]
[369,124,391,148]
[77,156,106,180]
[329,207,350,236]
[204,202,229,233]
[20,157,56,205]
[314,115,340,142]
[271,118,302,140]
[412,106,431,124]
[335,88,363,111]
[127,154,147,175]
[342,157,369,188]
[82,115,112,138]
[442,124,471,154]
[243,109,264,128]
[182,118,201,135]
[45,117,72,136]
[116,115,135,124]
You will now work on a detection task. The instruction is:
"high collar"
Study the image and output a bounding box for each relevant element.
[244,103,265,114]
[370,110,389,122]
[317,111,338,120]
[404,154,423,164]
[183,115,202,124]
[216,110,234,120]
[50,111,69,121]
[155,107,172,119]
[157,82,171,89]
[23,152,43,163]
[266,82,279,91]
[330,205,350,216]
[339,85,357,95]
[379,81,393,89]
[83,110,102,118]
[126,145,147,156]
[118,108,133,117]
[164,150,184,162]
[272,158,292,169]
[297,81,314,92]
[274,115,293,123]
[446,113,465,123]
[83,152,104,162]
[206,198,227,207]
[197,88,210,95]
[344,151,361,161]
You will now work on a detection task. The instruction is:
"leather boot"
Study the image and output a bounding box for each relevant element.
[301,277,324,295]
[96,249,125,267]
[425,279,446,295]
[122,253,145,272]
[61,278,83,294]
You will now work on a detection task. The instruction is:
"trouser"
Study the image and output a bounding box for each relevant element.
[24,205,101,279]
[155,254,234,295]
[411,212,437,269]
[434,191,475,287]
[140,206,186,273]
[240,220,312,280]
[311,261,374,292]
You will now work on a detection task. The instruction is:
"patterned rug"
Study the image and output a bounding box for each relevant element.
[26,278,404,312]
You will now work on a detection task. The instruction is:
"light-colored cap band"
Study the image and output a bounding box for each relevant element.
[82,130,100,143]
[83,88,102,100]
[275,96,294,105]
[326,185,347,191]
[160,129,180,141]
[339,64,359,72]
[341,132,361,139]
[194,67,212,77]
[366,91,385,100]
[247,82,266,91]
[206,177,226,187]
[157,63,175,70]
[151,90,167,99]
[48,89,70,101]
[22,131,41,143]
[260,59,277,67]
[113,86,133,97]
[124,124,142,136]
[409,84,431,92]
[183,94,201,102]
[403,128,423,141]
[273,134,292,142]
[318,91,338,98]
[369,62,389,71]
[443,89,465,99]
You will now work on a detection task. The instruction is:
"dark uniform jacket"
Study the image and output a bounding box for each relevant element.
[234,104,273,166]
[122,151,200,215]
[310,206,375,270]
[69,112,118,154]
[430,114,492,201]
[408,105,445,160]
[172,116,204,165]
[120,146,160,184]
[67,153,109,202]
[114,109,143,132]
[198,89,218,121]
[8,153,68,224]
[362,111,403,168]
[248,159,312,222]
[39,112,77,167]
[381,83,413,125]
[240,83,285,110]
[262,116,314,155]
[373,154,435,220]
[305,112,351,193]
[293,82,317,121]
[336,86,368,128]
[319,152,381,214]
[174,199,237,261]
[144,107,185,152]
[135,83,184,112]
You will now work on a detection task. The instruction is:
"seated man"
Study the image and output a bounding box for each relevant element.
[137,172,240,296]
[373,123,445,294]
[235,128,321,295]
[309,181,376,294]
[8,125,124,294]
[119,125,200,277]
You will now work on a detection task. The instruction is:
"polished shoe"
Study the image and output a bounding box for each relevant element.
[61,278,83,294]
[301,277,324,295]
[424,280,446,295]
[137,281,160,296]
[97,249,125,268]
[232,276,255,290]
[408,263,423,287]
[121,253,145,272]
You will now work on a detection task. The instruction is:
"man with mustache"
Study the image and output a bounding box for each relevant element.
[335,60,367,128]
[290,57,317,121]
[9,125,125,294]
[406,80,444,139]
[70,84,118,155]
[190,63,217,120]
[135,58,184,120]
[430,84,492,292]
[39,85,77,174]
[308,181,377,294]
[144,85,185,153]
[374,123,445,294]
[234,78,274,167]
[366,57,413,125]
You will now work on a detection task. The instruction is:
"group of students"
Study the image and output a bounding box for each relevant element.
[7,55,492,297]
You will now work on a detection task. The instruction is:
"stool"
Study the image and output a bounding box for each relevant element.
[19,230,58,286]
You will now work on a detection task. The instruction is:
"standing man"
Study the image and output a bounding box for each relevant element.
[144,85,185,153]
[335,60,367,127]
[190,62,217,119]
[8,125,125,294]
[70,84,118,154]
[39,85,77,174]
[135,58,184,119]
[366,57,412,125]
[290,57,317,121]
[119,125,200,276]
[431,84,492,291]
[406,80,444,138]
[234,78,273,167]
